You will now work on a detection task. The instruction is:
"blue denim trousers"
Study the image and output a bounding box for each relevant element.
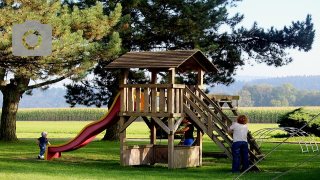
[39,145,46,156]
[184,138,194,146]
[231,141,249,172]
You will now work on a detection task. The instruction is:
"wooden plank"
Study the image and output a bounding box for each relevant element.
[119,116,126,166]
[144,88,150,112]
[175,88,179,113]
[188,87,229,132]
[141,116,152,130]
[167,89,173,113]
[173,117,184,132]
[151,87,157,113]
[119,116,138,132]
[173,147,200,168]
[150,122,156,145]
[119,112,186,118]
[126,145,154,165]
[152,116,170,134]
[159,88,166,113]
[128,88,134,112]
[207,114,213,138]
[184,94,208,122]
[180,88,184,113]
[197,129,202,167]
[120,69,128,112]
[168,117,175,169]
[120,84,185,89]
[183,104,208,135]
[136,88,141,112]
[206,94,240,100]
[197,67,204,85]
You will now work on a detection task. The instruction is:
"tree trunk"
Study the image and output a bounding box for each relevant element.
[101,91,120,141]
[101,122,120,141]
[0,84,22,141]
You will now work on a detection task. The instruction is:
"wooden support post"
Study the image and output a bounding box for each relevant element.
[144,87,150,112]
[120,68,128,166]
[136,88,141,112]
[151,69,158,113]
[150,119,156,145]
[168,117,175,169]
[119,116,126,166]
[168,68,175,169]
[167,68,175,113]
[197,128,203,167]
[197,67,203,86]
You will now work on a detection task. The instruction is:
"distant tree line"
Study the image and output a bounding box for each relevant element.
[237,83,320,107]
[211,75,320,94]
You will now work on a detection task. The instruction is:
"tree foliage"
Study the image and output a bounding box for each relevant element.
[238,83,320,107]
[0,0,122,141]
[64,0,315,110]
[277,107,320,136]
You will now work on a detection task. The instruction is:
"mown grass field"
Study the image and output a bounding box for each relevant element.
[11,106,320,123]
[1,138,320,179]
[17,121,280,139]
[2,107,319,179]
[0,121,317,179]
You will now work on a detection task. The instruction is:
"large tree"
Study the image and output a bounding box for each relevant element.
[64,0,315,136]
[0,0,122,141]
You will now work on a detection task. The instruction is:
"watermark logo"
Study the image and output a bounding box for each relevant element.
[12,20,52,56]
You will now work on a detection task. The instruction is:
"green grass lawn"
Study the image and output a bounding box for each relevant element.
[3,121,318,179]
[17,121,279,139]
[1,139,320,180]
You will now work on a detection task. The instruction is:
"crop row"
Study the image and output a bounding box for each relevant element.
[15,108,109,121]
[2,107,320,123]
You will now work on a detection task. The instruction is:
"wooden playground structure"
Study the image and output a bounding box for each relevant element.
[106,50,264,169]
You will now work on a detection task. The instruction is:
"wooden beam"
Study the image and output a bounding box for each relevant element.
[191,56,209,73]
[120,69,129,112]
[183,104,208,135]
[119,116,126,166]
[168,68,175,84]
[173,117,184,132]
[141,116,152,130]
[152,116,170,134]
[197,67,203,86]
[168,117,175,169]
[184,94,208,122]
[119,116,138,132]
[120,83,186,89]
[118,112,186,118]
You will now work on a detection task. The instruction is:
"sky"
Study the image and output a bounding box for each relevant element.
[227,0,320,77]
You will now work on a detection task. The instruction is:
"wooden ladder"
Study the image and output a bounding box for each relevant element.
[183,86,263,170]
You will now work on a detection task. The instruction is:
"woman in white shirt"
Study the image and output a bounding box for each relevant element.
[228,115,249,173]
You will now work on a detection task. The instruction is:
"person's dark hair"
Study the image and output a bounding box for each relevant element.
[237,115,248,124]
[185,117,192,122]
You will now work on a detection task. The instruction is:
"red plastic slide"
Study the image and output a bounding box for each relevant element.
[45,93,121,160]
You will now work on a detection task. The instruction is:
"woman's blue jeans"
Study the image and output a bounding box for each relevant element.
[184,138,194,146]
[231,141,249,172]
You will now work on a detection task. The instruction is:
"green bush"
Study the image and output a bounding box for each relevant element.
[277,107,320,136]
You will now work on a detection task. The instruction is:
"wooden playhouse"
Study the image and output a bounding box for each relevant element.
[105,50,263,169]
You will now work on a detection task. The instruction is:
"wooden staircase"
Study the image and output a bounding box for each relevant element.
[183,86,263,170]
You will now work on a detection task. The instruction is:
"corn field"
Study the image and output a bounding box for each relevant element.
[15,108,109,121]
[1,107,319,123]
[231,107,320,123]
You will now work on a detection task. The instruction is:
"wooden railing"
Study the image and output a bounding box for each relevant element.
[119,84,185,115]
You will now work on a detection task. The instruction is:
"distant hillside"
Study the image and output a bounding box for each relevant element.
[0,88,78,108]
[209,75,320,94]
[0,75,319,108]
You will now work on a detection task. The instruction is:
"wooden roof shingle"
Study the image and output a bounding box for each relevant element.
[105,50,219,73]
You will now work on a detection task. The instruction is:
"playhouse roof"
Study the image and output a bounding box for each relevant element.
[105,50,219,73]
